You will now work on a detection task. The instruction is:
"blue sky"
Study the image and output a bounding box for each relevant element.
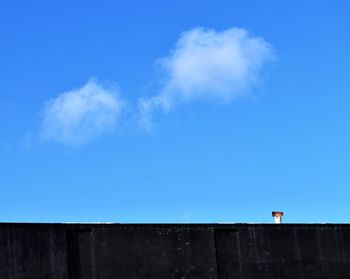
[1,0,350,223]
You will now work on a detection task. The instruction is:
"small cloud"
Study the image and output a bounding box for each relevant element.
[138,27,274,129]
[40,79,124,145]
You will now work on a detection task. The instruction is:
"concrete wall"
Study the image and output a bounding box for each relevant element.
[0,223,349,278]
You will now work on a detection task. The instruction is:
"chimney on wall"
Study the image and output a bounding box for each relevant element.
[272,211,284,224]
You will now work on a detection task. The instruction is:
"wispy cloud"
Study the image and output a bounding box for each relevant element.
[38,27,274,144]
[40,79,124,145]
[138,27,274,129]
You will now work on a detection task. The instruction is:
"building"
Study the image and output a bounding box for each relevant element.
[1,222,349,278]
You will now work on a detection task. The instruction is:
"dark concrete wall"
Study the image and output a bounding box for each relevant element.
[0,223,350,279]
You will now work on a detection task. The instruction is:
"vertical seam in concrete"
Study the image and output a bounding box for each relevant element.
[316,228,325,276]
[236,230,244,279]
[90,229,97,279]
[213,229,221,279]
[49,225,54,277]
[294,228,303,279]
[334,228,341,260]
[6,225,13,279]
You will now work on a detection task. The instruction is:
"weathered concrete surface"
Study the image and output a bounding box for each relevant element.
[0,223,350,278]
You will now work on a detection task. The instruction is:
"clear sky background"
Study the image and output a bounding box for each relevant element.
[1,0,350,223]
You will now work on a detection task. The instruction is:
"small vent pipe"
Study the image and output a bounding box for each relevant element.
[272,211,284,224]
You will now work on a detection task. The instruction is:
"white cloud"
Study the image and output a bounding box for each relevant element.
[41,79,124,145]
[138,27,274,129]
